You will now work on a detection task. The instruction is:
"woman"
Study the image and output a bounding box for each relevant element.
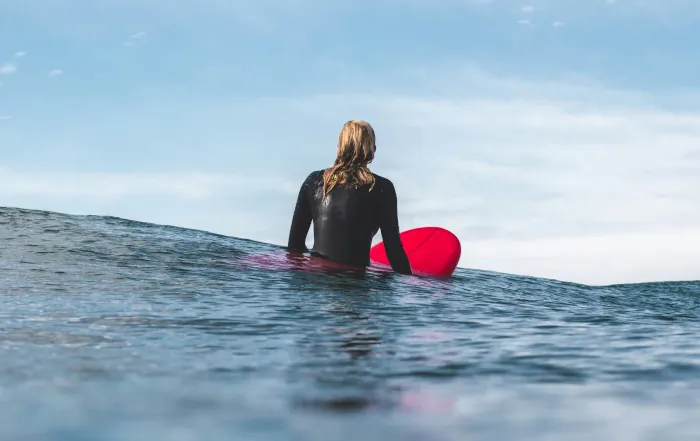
[287,120,412,274]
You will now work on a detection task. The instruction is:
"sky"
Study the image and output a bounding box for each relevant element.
[1,0,699,285]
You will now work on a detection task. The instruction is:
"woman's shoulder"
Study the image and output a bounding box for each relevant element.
[371,172,392,185]
[298,170,325,190]
[302,169,325,182]
[370,172,396,192]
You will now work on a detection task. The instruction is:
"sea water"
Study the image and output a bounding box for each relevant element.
[1,206,700,441]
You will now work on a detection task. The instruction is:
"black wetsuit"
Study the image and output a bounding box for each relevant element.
[287,170,412,274]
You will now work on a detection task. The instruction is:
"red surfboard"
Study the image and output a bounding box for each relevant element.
[369,226,461,278]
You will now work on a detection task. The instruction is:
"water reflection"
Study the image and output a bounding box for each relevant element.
[277,265,395,412]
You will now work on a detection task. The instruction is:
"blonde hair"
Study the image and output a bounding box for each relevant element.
[322,120,376,198]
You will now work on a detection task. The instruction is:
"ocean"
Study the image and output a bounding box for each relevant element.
[2,206,700,441]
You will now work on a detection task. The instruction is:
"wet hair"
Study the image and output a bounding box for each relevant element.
[322,120,376,198]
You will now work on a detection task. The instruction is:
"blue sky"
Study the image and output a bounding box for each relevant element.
[2,0,700,285]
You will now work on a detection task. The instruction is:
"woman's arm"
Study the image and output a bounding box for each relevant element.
[287,174,313,252]
[378,180,412,274]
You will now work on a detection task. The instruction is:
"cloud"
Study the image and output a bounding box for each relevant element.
[0,115,11,120]
[4,0,700,42]
[0,168,297,199]
[552,21,565,27]
[124,31,147,47]
[0,63,17,75]
[48,69,64,77]
[371,87,699,284]
[0,166,300,248]
[517,19,532,25]
[465,229,700,284]
[521,5,535,12]
[14,51,27,57]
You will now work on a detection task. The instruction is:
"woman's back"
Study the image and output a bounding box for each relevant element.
[286,120,412,274]
[288,170,411,272]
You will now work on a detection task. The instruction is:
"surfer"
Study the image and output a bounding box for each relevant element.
[287,120,412,274]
